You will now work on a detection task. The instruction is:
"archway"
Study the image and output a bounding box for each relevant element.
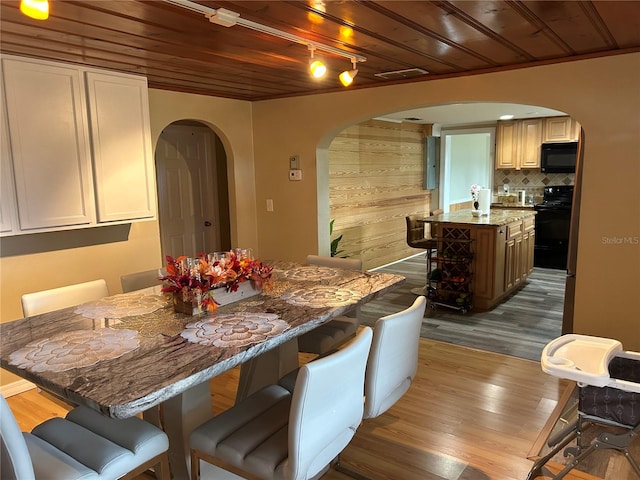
[318,102,582,358]
[155,120,231,259]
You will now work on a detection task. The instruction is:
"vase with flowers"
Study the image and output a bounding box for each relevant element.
[160,250,272,315]
[470,184,481,216]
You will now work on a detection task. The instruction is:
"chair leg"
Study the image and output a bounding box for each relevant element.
[156,453,171,480]
[525,421,578,480]
[190,449,200,480]
[553,421,640,480]
[120,452,171,480]
[333,455,374,480]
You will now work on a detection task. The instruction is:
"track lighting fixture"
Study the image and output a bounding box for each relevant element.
[308,47,327,79]
[339,58,359,87]
[163,0,366,87]
[20,0,49,20]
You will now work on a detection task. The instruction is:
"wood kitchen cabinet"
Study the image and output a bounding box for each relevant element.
[427,210,536,312]
[504,220,523,290]
[0,55,156,236]
[495,120,519,169]
[471,226,505,305]
[543,116,580,142]
[495,118,543,169]
[521,216,535,279]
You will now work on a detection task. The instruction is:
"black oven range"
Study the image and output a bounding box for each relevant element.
[534,185,574,270]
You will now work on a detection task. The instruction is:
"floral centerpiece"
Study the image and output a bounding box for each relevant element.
[160,251,272,314]
[470,184,481,210]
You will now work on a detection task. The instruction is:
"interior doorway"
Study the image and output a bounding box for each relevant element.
[155,121,231,259]
[439,127,495,212]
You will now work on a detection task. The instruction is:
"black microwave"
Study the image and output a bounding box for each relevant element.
[540,141,578,173]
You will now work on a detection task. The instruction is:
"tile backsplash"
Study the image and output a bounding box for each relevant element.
[493,169,574,203]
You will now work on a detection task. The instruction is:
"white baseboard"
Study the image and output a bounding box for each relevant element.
[0,379,36,397]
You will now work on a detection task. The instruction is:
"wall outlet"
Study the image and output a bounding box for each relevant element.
[289,169,302,181]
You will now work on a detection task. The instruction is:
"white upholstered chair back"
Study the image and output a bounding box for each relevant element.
[21,279,109,317]
[287,326,373,480]
[364,295,426,419]
[190,327,372,480]
[1,394,170,480]
[0,395,36,479]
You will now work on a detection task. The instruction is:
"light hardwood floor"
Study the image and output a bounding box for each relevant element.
[7,339,585,480]
[6,254,612,480]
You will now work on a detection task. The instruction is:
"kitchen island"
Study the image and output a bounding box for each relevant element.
[423,209,536,311]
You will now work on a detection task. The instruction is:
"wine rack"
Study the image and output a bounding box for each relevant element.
[426,227,473,313]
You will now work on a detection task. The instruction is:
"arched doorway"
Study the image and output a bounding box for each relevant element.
[154,120,231,259]
[322,102,581,360]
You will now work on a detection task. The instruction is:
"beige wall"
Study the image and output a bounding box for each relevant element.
[0,90,256,385]
[251,53,640,350]
[1,53,638,388]
[147,90,258,253]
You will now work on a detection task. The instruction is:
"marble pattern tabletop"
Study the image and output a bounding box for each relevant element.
[0,260,404,419]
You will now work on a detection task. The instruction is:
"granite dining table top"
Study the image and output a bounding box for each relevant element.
[0,260,404,418]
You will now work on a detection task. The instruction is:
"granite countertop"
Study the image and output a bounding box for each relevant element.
[491,203,535,209]
[423,208,536,226]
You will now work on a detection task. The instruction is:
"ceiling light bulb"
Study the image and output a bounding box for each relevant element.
[308,47,327,78]
[20,0,49,20]
[339,59,358,86]
[339,69,358,86]
[310,60,327,78]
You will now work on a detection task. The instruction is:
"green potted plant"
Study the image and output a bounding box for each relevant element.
[330,219,346,257]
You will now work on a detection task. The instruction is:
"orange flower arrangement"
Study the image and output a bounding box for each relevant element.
[160,252,272,312]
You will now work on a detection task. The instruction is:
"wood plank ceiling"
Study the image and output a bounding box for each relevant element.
[1,0,639,101]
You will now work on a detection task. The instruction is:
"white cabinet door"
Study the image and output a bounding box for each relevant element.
[2,57,94,230]
[1,73,18,234]
[85,71,156,222]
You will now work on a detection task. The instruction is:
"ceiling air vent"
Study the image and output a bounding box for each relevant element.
[374,68,429,80]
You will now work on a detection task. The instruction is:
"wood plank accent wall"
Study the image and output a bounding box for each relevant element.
[329,120,433,271]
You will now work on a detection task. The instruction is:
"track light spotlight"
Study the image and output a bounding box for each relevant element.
[20,0,49,20]
[339,58,359,86]
[308,46,327,79]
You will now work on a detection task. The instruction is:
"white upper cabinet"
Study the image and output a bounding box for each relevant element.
[2,57,95,231]
[1,55,156,236]
[85,71,156,222]
[1,73,18,234]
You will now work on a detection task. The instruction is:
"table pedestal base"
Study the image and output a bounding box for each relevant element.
[161,382,213,480]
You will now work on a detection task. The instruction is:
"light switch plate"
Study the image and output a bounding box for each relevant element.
[289,155,300,169]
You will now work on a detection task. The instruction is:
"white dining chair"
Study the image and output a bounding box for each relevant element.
[121,268,165,293]
[0,394,170,480]
[21,279,109,317]
[189,327,373,480]
[297,255,363,355]
[335,295,427,478]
